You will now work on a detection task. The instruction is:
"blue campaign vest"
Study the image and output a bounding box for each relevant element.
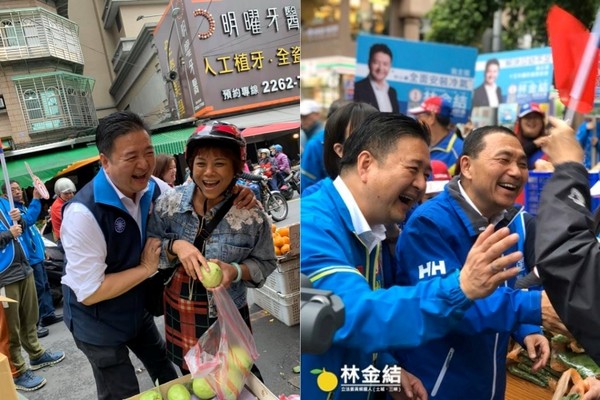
[0,199,28,274]
[62,170,160,346]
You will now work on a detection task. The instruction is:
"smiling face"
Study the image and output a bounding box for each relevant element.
[100,129,155,199]
[363,136,430,225]
[520,112,544,139]
[460,132,528,218]
[191,147,236,201]
[368,51,392,84]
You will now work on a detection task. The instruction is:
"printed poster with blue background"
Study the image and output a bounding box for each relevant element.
[355,34,477,123]
[474,47,553,107]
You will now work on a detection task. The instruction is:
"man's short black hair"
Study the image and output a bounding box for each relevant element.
[368,43,393,64]
[96,111,150,157]
[485,58,500,72]
[461,125,516,159]
[340,113,430,171]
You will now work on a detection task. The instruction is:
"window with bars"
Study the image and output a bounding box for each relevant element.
[13,73,97,133]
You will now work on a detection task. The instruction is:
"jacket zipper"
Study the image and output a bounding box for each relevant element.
[431,347,454,396]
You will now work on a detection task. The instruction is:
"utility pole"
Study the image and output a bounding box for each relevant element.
[492,9,502,52]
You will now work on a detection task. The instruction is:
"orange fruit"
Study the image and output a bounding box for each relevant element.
[278,227,290,237]
[282,236,290,245]
[271,224,277,233]
[274,246,282,256]
[281,244,290,254]
[273,236,285,248]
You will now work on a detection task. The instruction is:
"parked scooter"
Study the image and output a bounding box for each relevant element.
[240,171,288,222]
[280,165,300,200]
[41,236,64,307]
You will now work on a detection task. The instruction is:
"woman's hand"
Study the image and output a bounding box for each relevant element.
[172,239,209,280]
[233,185,259,209]
[208,259,238,289]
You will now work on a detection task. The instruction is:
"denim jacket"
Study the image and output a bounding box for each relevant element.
[147,183,277,309]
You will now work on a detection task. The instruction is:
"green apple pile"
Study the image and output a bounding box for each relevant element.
[199,261,223,288]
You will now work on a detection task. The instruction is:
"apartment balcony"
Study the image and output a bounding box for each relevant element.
[112,38,135,74]
[102,0,168,29]
[0,8,84,68]
[12,71,97,136]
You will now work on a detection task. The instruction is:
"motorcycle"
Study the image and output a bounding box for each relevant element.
[240,171,288,222]
[278,166,300,200]
[41,236,64,307]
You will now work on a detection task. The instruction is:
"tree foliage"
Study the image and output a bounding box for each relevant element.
[426,0,600,51]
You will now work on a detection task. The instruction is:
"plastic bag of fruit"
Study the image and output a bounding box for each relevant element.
[184,286,259,400]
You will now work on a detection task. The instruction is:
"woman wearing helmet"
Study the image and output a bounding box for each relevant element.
[257,148,274,178]
[49,177,76,243]
[147,121,277,374]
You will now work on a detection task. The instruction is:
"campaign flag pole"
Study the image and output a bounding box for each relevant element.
[564,8,600,124]
[0,139,14,211]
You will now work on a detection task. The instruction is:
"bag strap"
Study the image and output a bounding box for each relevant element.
[193,193,237,251]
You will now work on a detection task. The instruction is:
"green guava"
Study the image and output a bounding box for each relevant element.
[227,345,253,371]
[200,261,223,288]
[192,377,215,399]
[166,383,191,400]
[139,389,162,400]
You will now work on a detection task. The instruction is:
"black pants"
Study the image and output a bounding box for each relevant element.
[74,313,178,400]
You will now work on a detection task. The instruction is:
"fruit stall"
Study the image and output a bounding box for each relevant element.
[128,372,277,400]
[249,223,300,327]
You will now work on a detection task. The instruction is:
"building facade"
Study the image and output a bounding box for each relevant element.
[0,1,97,149]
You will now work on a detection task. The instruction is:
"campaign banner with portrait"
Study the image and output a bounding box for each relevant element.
[473,47,553,108]
[354,33,478,123]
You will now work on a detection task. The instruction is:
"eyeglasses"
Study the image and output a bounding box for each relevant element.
[61,191,75,195]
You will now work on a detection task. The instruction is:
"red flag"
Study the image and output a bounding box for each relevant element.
[547,5,598,114]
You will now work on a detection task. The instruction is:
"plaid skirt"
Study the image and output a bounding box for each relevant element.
[163,266,252,370]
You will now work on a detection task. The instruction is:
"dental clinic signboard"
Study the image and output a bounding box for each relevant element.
[154,0,300,119]
[354,34,478,123]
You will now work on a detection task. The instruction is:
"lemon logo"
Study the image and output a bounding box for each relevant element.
[311,368,339,393]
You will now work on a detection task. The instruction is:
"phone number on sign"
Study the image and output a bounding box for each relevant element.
[220,76,300,101]
[262,76,301,93]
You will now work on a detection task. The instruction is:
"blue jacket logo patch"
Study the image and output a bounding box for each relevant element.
[114,217,126,233]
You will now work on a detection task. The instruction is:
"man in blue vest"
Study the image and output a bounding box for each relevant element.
[395,126,551,399]
[301,113,529,400]
[61,111,178,400]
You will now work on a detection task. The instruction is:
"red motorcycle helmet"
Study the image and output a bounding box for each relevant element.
[185,121,247,171]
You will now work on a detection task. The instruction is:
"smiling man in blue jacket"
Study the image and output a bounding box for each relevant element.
[301,113,532,400]
[396,125,549,399]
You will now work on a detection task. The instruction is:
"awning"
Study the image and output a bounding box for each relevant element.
[151,126,195,155]
[5,146,99,188]
[243,122,300,138]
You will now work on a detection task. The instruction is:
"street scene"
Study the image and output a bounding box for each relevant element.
[3,0,600,400]
[0,0,300,400]
[20,197,300,400]
[300,1,600,400]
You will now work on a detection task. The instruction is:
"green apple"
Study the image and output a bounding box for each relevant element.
[192,377,215,399]
[139,389,162,400]
[167,383,191,400]
[199,261,223,288]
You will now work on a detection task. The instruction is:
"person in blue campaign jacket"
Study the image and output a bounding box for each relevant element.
[408,96,463,176]
[395,126,550,400]
[301,113,528,400]
[4,181,62,333]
